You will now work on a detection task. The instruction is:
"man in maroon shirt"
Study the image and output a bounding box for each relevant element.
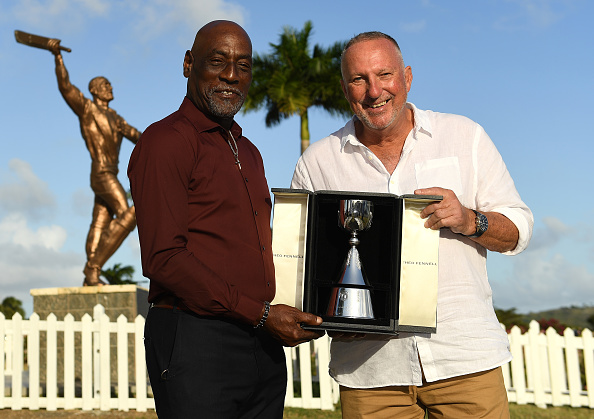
[128,20,323,418]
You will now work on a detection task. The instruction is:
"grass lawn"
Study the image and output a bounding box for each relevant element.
[283,403,594,418]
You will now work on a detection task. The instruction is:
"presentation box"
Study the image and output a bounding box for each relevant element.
[271,189,441,335]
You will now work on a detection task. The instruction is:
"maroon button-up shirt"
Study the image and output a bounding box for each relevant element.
[128,98,275,326]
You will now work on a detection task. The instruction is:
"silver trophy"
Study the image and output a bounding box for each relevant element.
[327,199,375,319]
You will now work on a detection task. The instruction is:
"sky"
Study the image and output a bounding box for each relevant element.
[0,0,593,317]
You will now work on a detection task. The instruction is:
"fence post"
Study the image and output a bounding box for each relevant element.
[299,342,314,408]
[315,334,334,410]
[97,306,111,411]
[81,313,93,411]
[509,325,527,404]
[546,326,566,406]
[11,313,24,410]
[0,313,5,409]
[46,313,57,411]
[64,314,75,410]
[283,347,296,407]
[134,315,148,412]
[28,313,40,410]
[564,328,582,407]
[583,328,594,408]
[527,320,546,408]
[116,314,129,411]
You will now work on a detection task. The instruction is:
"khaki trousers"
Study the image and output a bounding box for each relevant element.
[340,367,509,419]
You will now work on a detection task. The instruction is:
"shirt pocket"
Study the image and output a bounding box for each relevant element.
[415,157,464,198]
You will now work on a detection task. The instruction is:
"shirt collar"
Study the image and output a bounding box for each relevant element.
[339,102,432,151]
[179,96,243,140]
[408,102,433,139]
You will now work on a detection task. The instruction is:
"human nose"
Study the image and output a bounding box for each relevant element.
[220,62,239,84]
[366,76,382,99]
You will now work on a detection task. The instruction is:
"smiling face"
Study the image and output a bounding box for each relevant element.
[184,21,252,129]
[341,38,412,134]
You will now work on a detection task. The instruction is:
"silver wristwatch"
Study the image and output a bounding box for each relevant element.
[466,210,488,238]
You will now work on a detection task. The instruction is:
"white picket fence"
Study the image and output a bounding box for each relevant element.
[1,308,593,412]
[504,320,594,409]
[0,304,338,412]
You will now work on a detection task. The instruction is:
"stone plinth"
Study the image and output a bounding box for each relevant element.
[30,285,150,392]
[31,284,149,322]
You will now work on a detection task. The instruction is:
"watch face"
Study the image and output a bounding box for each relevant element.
[477,212,488,233]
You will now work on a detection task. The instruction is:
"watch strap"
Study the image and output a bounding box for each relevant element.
[466,210,488,238]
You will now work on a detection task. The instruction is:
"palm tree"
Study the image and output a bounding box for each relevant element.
[101,263,137,285]
[0,296,26,319]
[243,21,351,154]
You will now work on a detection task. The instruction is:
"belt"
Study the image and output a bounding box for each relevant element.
[151,295,193,313]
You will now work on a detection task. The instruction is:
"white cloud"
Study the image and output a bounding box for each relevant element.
[525,216,572,251]
[0,212,81,317]
[121,0,247,43]
[0,240,83,316]
[7,0,248,47]
[492,249,594,312]
[71,187,93,217]
[0,159,56,219]
[399,20,427,34]
[10,0,110,32]
[495,0,567,31]
[0,213,67,251]
[127,233,141,257]
[491,216,594,312]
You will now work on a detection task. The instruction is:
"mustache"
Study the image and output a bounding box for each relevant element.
[208,86,244,100]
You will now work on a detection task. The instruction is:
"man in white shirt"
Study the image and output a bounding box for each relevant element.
[291,31,533,418]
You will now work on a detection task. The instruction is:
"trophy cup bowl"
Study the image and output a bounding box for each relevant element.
[327,199,375,319]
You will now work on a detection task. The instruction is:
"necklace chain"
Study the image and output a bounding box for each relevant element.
[227,131,241,170]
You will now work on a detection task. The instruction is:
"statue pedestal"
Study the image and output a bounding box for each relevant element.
[31,284,149,321]
[30,285,150,393]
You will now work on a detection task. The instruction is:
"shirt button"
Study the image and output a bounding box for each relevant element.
[245,177,249,182]
[262,246,266,251]
[255,210,258,216]
[267,282,270,287]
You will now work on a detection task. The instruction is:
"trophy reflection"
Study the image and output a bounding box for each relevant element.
[327,199,375,319]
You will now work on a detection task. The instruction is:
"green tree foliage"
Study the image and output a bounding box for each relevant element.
[495,307,529,332]
[588,313,594,330]
[101,263,137,285]
[243,21,352,154]
[0,296,26,319]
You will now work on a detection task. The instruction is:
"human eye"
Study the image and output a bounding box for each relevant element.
[238,60,251,72]
[209,56,225,66]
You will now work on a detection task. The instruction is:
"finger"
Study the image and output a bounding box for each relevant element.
[424,213,439,229]
[297,312,323,325]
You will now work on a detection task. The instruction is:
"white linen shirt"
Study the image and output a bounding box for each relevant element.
[290,103,533,388]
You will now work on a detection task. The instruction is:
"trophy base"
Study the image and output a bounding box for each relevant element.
[326,286,374,319]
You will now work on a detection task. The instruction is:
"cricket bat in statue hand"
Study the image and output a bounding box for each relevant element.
[14,30,71,53]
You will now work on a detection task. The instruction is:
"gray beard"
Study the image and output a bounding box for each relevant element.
[206,88,244,119]
[355,108,398,131]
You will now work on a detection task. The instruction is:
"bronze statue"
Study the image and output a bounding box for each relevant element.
[15,31,142,286]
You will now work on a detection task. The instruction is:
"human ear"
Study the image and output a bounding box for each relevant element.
[183,50,193,78]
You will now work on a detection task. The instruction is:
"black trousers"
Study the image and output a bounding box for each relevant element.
[145,306,287,418]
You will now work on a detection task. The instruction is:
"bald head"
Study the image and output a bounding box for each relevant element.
[191,20,252,57]
[183,20,252,130]
[341,31,403,79]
